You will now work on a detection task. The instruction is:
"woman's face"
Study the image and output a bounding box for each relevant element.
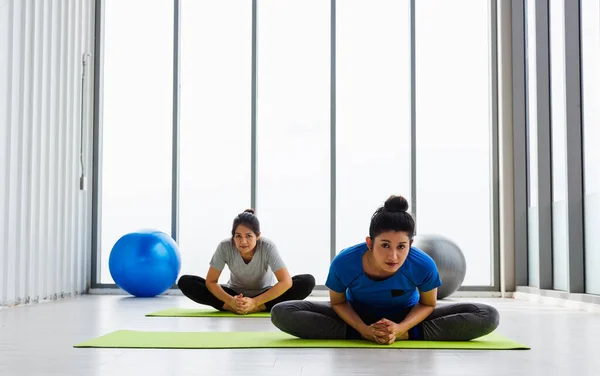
[233,224,260,256]
[366,231,412,274]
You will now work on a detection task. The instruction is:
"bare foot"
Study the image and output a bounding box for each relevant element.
[222,303,241,314]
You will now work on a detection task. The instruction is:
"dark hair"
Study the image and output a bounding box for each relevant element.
[369,195,415,240]
[231,209,260,238]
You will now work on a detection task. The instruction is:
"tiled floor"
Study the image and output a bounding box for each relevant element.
[1,295,599,376]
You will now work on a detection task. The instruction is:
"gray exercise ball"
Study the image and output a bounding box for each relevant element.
[412,234,466,299]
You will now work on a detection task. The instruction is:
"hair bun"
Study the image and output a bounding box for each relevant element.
[384,195,409,212]
[243,208,256,215]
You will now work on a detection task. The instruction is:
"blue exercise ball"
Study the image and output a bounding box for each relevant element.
[109,229,181,297]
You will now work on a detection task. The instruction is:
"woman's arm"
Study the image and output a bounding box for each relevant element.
[370,288,437,343]
[205,266,241,311]
[249,267,293,308]
[392,288,437,336]
[329,290,384,341]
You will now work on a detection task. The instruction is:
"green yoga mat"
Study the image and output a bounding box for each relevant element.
[146,308,270,318]
[74,330,529,350]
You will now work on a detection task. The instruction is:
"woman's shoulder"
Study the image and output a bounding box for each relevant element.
[215,238,235,252]
[406,246,437,271]
[256,237,279,253]
[328,243,367,279]
[258,236,276,246]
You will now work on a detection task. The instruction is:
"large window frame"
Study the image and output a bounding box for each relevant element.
[91,0,501,292]
[516,0,585,295]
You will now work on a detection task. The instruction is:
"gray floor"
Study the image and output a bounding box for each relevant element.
[1,295,599,376]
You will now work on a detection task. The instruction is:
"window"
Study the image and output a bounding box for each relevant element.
[336,0,411,252]
[256,0,331,284]
[549,0,568,291]
[415,0,493,286]
[525,0,540,287]
[178,0,252,282]
[96,1,502,289]
[100,0,173,283]
[581,0,600,294]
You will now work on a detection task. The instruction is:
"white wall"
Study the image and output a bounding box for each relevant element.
[0,0,95,306]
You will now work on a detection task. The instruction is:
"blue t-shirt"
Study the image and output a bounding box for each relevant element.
[325,242,442,318]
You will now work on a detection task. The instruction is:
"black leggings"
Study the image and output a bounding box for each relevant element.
[270,300,500,341]
[177,274,316,311]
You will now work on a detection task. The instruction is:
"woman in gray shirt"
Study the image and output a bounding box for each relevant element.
[178,209,315,314]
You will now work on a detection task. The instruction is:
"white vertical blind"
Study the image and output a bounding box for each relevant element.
[0,0,95,306]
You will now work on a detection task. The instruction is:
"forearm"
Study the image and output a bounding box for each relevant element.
[206,282,235,304]
[331,301,370,335]
[396,303,435,333]
[253,280,292,306]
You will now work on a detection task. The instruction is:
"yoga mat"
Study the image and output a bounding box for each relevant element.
[74,330,530,350]
[145,308,270,318]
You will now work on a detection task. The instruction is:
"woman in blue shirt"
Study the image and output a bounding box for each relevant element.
[271,195,499,344]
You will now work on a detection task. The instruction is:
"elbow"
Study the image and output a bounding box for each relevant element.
[281,278,293,290]
[330,302,346,316]
[419,299,437,309]
[205,280,218,290]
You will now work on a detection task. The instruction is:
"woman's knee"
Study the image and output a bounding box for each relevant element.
[177,275,193,288]
[479,304,500,330]
[293,274,316,291]
[177,275,203,292]
[270,301,297,328]
[462,303,500,335]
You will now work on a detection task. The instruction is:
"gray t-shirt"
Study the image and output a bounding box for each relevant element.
[209,237,286,297]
